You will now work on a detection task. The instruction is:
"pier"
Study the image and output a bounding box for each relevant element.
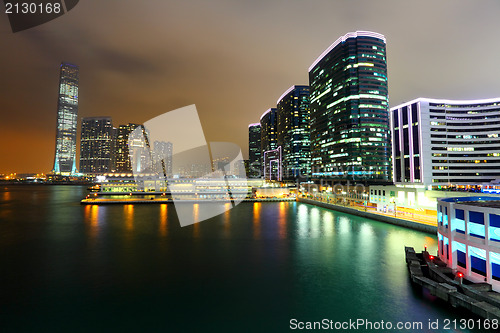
[405,247,500,320]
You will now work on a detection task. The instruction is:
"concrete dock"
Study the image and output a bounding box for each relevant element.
[405,246,500,320]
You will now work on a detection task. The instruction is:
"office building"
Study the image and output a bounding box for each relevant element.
[114,123,140,173]
[277,85,311,180]
[260,108,278,152]
[128,125,151,174]
[308,31,390,181]
[248,123,262,178]
[52,62,79,175]
[80,117,113,174]
[391,98,500,188]
[260,108,279,180]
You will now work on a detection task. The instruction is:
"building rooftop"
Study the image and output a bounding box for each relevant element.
[455,201,500,209]
[439,196,500,208]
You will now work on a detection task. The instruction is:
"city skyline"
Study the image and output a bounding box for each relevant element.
[2,1,500,173]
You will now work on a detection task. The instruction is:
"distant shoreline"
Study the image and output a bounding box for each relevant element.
[0,181,91,186]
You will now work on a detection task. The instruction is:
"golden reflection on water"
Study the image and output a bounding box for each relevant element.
[0,190,12,219]
[253,202,261,239]
[424,235,437,247]
[84,205,99,240]
[2,190,11,202]
[193,204,200,238]
[124,205,134,231]
[278,202,287,239]
[159,204,168,237]
[223,203,231,236]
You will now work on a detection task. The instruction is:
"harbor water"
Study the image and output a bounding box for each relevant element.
[0,185,491,332]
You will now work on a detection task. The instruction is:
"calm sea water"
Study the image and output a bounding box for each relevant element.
[0,185,490,332]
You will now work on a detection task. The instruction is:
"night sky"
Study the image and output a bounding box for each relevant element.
[1,0,500,173]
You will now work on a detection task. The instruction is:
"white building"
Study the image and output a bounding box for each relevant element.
[437,196,500,292]
[369,184,500,213]
[391,98,500,189]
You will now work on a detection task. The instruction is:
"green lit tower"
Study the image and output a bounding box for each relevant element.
[277,85,311,180]
[308,31,390,182]
[52,62,79,175]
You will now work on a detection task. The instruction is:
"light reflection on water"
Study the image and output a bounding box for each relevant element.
[159,204,168,237]
[252,202,261,239]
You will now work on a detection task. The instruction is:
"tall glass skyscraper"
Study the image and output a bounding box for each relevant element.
[277,85,311,180]
[248,123,262,178]
[79,117,113,174]
[260,108,280,180]
[52,62,79,175]
[308,31,390,182]
[260,108,278,152]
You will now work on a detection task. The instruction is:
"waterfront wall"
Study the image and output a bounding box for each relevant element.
[81,197,295,205]
[298,198,437,235]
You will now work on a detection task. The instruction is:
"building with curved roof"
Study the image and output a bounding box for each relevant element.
[391,97,500,188]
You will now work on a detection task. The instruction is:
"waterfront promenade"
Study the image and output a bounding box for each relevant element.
[298,197,437,234]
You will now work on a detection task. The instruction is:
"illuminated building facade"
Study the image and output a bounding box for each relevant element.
[128,125,151,174]
[277,85,311,180]
[260,108,279,180]
[260,108,278,152]
[114,123,140,172]
[248,123,261,178]
[308,31,390,181]
[80,117,113,174]
[391,98,500,188]
[52,62,79,175]
[438,197,500,292]
[263,146,282,181]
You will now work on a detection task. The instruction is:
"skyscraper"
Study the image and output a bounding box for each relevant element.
[277,85,311,180]
[52,62,79,175]
[308,31,390,182]
[79,117,113,174]
[114,123,140,173]
[260,108,280,180]
[260,108,278,152]
[248,123,261,178]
